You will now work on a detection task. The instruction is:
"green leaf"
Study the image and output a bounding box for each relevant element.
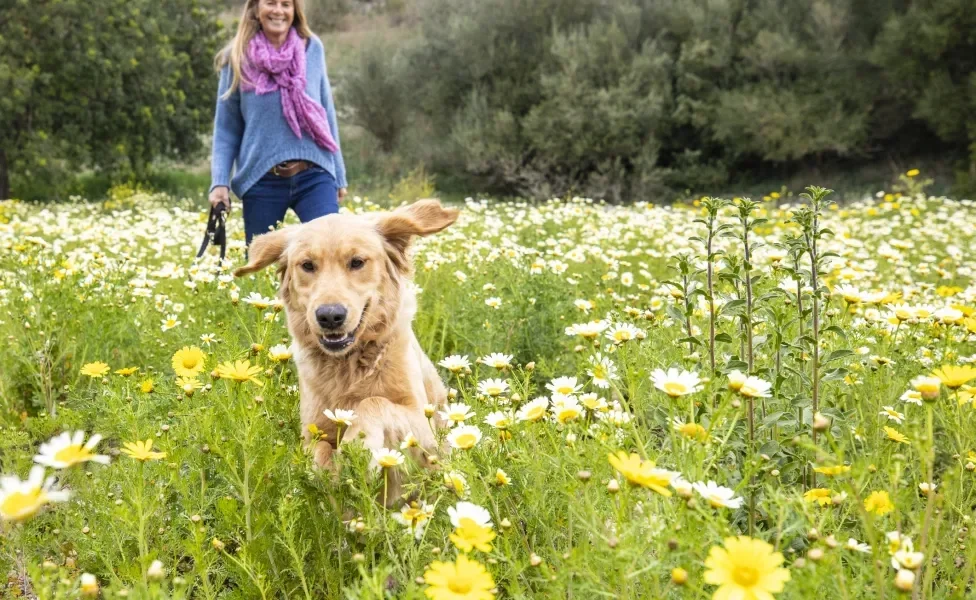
[824,349,854,363]
[721,299,747,316]
[823,325,847,339]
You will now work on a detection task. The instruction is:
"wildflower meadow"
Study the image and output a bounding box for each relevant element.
[2,175,976,599]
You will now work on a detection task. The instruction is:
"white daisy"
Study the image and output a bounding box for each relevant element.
[33,431,110,469]
[373,448,405,468]
[879,406,905,424]
[580,392,609,412]
[650,368,702,397]
[738,376,772,399]
[446,425,483,450]
[516,397,550,422]
[550,397,583,424]
[439,402,475,424]
[587,353,618,389]
[323,408,356,427]
[477,378,509,398]
[267,344,292,362]
[448,501,493,529]
[833,284,863,304]
[478,352,514,369]
[160,314,180,332]
[900,389,923,406]
[0,466,71,522]
[392,501,435,540]
[484,411,514,430]
[565,320,609,339]
[691,481,743,509]
[444,471,468,497]
[605,322,644,344]
[546,376,581,396]
[242,292,272,309]
[438,355,472,373]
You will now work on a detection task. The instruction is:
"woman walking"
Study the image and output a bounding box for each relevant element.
[209,0,347,245]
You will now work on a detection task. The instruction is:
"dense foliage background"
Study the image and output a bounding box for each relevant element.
[0,0,224,200]
[1,0,974,200]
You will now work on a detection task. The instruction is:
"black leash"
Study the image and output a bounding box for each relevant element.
[197,204,228,260]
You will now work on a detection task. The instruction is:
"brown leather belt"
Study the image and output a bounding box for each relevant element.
[269,160,313,178]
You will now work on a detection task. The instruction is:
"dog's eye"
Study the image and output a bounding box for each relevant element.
[301,260,315,273]
[350,257,366,270]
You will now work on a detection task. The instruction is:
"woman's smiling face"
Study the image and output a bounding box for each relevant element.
[257,0,294,41]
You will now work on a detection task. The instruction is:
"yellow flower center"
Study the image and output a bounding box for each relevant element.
[54,445,93,465]
[525,406,545,420]
[448,578,473,594]
[403,508,426,524]
[1,489,45,520]
[182,357,198,369]
[732,565,761,587]
[456,433,476,448]
[663,382,688,396]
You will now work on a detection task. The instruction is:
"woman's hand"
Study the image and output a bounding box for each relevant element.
[209,186,230,211]
[338,188,347,201]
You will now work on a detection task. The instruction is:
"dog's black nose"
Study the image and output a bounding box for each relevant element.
[315,304,347,330]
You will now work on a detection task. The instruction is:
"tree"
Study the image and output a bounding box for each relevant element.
[872,0,976,193]
[0,0,223,199]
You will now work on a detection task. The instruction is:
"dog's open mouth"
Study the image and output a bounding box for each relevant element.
[319,301,369,353]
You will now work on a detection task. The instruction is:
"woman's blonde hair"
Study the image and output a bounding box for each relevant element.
[215,0,315,99]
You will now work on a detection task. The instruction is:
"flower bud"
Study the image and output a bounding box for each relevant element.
[147,560,165,581]
[671,568,688,585]
[813,412,830,432]
[894,568,915,592]
[80,573,99,597]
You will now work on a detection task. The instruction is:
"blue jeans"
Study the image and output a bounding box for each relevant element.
[242,166,338,244]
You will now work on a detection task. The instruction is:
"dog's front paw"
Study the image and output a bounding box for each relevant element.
[312,440,335,469]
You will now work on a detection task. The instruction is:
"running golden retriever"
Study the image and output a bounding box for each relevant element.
[234,199,458,496]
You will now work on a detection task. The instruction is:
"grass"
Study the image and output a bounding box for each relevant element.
[1,175,976,599]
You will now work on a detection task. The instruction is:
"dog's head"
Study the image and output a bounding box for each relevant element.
[234,199,459,356]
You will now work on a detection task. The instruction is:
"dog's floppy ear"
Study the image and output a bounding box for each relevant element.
[376,199,459,272]
[234,228,291,277]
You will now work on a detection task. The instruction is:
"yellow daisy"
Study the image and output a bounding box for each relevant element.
[932,365,976,389]
[803,488,833,507]
[172,346,206,378]
[813,465,850,476]
[80,362,110,378]
[423,554,495,600]
[215,359,264,386]
[884,426,909,444]
[607,451,676,496]
[704,536,791,600]
[864,490,894,516]
[120,439,167,462]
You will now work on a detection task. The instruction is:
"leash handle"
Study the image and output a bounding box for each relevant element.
[197,205,228,260]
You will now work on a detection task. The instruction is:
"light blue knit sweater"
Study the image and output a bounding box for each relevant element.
[209,35,347,198]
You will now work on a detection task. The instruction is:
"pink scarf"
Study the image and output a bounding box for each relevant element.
[242,28,338,152]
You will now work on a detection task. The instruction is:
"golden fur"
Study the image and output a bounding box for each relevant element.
[234,200,458,501]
